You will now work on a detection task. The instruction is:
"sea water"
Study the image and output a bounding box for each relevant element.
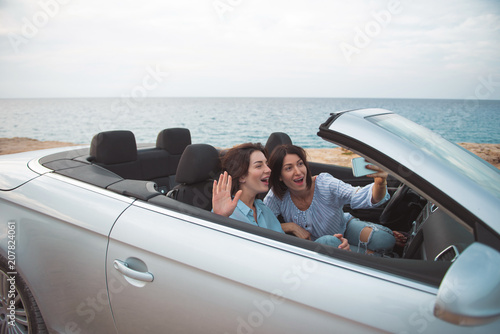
[0,97,499,148]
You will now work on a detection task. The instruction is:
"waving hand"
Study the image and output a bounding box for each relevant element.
[212,171,242,217]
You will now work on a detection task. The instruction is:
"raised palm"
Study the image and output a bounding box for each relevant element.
[212,171,242,217]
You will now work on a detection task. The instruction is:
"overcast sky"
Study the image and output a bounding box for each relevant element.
[1,0,499,99]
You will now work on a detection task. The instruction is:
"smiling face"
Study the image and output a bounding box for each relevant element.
[268,144,313,199]
[239,151,271,197]
[280,153,308,192]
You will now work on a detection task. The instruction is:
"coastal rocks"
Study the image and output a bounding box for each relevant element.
[0,137,78,155]
[457,143,500,168]
[307,144,500,169]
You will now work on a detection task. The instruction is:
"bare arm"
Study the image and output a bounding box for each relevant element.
[366,163,388,204]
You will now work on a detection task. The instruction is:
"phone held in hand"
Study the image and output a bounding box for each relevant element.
[351,157,373,177]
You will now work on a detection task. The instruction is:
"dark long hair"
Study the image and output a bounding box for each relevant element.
[268,144,312,199]
[221,143,267,196]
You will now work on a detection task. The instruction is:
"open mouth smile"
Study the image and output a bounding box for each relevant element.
[293,177,304,184]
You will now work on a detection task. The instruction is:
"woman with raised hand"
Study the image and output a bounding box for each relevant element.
[212,142,350,250]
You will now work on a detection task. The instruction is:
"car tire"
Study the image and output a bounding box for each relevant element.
[0,254,47,334]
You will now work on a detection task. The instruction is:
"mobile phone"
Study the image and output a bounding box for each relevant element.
[351,157,373,177]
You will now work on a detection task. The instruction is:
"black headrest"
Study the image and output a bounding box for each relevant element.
[156,128,191,155]
[265,132,292,156]
[175,144,220,184]
[90,130,137,164]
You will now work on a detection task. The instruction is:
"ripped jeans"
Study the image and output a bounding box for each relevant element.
[344,218,395,254]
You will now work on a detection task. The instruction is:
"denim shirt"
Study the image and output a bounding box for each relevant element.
[230,199,285,234]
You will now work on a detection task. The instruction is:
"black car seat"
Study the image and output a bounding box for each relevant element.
[89,130,142,179]
[139,128,192,193]
[167,144,221,210]
[265,132,292,156]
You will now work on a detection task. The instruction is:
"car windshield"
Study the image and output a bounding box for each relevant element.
[367,113,500,200]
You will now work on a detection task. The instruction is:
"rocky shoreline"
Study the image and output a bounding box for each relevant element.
[306,143,500,169]
[1,137,499,169]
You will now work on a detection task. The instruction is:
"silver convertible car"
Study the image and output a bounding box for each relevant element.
[1,108,500,333]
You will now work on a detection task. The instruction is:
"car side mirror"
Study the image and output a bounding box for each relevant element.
[434,242,500,326]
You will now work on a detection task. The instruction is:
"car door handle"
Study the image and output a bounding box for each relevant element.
[113,260,154,282]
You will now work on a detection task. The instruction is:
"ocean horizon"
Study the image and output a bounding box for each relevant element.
[1,97,499,149]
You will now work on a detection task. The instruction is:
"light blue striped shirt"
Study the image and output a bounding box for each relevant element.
[263,173,389,240]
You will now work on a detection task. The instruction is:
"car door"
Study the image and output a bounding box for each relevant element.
[0,172,128,333]
[106,199,494,333]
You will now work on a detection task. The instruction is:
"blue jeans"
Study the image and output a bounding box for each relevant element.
[344,218,395,254]
[315,234,343,248]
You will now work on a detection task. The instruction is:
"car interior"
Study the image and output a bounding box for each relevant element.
[39,127,482,287]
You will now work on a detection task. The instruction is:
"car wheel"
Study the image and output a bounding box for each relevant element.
[0,254,47,334]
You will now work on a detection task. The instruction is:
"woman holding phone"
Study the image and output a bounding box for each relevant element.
[264,144,396,255]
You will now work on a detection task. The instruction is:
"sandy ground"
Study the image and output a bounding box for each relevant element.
[0,137,81,155]
[1,137,499,169]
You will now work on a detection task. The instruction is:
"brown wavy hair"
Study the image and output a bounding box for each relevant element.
[268,144,312,199]
[221,143,267,196]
